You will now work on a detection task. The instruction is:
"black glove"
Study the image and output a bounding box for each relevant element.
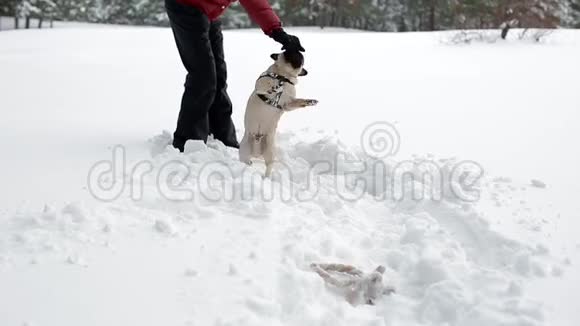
[270,28,305,52]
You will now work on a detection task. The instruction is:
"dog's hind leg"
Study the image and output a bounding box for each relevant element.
[317,263,364,277]
[310,263,358,288]
[239,132,252,165]
[263,133,276,178]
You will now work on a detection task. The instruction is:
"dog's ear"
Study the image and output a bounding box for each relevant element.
[270,53,279,61]
[299,68,308,76]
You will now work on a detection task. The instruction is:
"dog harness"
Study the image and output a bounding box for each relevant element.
[256,72,294,111]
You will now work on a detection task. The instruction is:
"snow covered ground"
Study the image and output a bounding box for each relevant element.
[1,25,579,326]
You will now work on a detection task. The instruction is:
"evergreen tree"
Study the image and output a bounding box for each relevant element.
[18,0,42,28]
[567,0,580,26]
[30,0,56,27]
[0,0,12,16]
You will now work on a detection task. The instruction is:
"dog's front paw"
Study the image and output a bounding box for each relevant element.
[304,99,318,106]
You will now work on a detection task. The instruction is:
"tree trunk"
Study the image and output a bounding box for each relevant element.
[329,7,336,27]
[25,16,31,29]
[39,17,44,28]
[501,25,510,39]
[15,16,19,29]
[50,18,54,28]
[429,0,436,31]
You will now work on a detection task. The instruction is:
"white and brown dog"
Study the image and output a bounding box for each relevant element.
[239,51,318,177]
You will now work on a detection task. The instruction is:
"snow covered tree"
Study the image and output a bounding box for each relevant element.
[34,0,57,27]
[501,0,562,28]
[309,0,333,28]
[222,1,252,29]
[3,0,571,32]
[52,0,87,21]
[0,0,12,16]
[136,0,167,25]
[566,0,580,26]
[17,0,42,28]
[0,0,18,28]
[450,0,564,38]
[396,0,450,31]
[377,0,405,31]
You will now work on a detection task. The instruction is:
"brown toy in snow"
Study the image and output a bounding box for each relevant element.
[310,263,395,306]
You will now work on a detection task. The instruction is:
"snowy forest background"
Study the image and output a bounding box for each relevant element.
[1,0,579,31]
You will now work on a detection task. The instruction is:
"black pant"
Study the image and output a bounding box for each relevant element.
[165,0,238,151]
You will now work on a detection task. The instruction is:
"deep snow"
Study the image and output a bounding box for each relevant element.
[0,25,579,326]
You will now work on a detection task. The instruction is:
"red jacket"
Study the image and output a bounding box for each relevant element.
[177,0,281,35]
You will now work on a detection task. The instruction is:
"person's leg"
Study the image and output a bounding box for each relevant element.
[208,20,239,148]
[165,0,217,151]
